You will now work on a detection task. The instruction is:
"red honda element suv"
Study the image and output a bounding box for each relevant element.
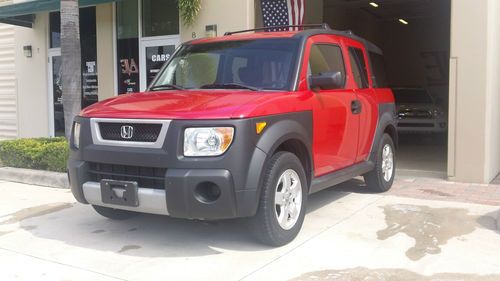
[68,24,397,246]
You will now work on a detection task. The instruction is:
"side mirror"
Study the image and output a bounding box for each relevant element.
[309,71,344,90]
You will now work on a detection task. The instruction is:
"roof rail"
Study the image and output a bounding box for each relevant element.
[224,23,331,36]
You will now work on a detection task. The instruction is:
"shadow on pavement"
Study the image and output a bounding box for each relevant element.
[9,180,368,258]
[477,209,500,233]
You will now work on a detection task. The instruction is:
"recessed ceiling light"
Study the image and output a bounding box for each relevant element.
[369,2,379,8]
[399,18,409,25]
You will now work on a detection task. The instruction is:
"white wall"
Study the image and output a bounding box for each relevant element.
[96,3,114,101]
[448,0,491,183]
[14,13,50,138]
[180,0,254,42]
[0,23,17,140]
[484,0,500,181]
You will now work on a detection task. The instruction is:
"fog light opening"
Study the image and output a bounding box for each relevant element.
[195,182,221,203]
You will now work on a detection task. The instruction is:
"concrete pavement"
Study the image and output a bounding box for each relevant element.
[0,179,499,281]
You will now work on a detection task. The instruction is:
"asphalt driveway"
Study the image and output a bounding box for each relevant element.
[0,179,499,281]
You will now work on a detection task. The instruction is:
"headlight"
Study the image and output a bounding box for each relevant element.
[184,127,234,156]
[73,122,81,149]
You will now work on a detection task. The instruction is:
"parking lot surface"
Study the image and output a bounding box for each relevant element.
[0,179,499,281]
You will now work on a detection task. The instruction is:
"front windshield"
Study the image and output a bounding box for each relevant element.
[151,38,300,91]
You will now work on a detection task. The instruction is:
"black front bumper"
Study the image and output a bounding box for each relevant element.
[68,116,268,220]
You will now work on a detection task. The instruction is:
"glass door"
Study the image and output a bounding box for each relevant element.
[48,49,63,137]
[139,37,179,91]
[138,0,180,91]
[48,7,98,136]
[116,0,180,92]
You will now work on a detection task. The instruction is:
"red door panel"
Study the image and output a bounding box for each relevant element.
[312,90,359,175]
[300,35,360,177]
[342,38,379,162]
[354,88,378,161]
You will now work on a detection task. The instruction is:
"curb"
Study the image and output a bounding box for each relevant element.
[0,167,69,189]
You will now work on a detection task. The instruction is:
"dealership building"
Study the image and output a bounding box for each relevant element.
[0,0,499,184]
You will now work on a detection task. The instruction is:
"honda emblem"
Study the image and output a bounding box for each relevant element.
[120,125,134,139]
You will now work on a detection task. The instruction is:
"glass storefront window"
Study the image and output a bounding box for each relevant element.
[49,12,60,48]
[142,0,179,37]
[117,0,139,40]
[50,55,64,136]
[116,0,180,94]
[116,0,140,94]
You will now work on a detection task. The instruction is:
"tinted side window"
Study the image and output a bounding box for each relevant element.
[309,44,346,88]
[348,47,369,88]
[369,52,388,88]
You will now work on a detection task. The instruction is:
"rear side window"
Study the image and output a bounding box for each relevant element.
[369,52,388,88]
[308,44,346,88]
[348,47,369,89]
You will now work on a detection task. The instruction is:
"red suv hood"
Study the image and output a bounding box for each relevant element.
[81,90,311,119]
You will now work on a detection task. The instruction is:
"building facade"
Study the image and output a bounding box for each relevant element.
[0,0,255,138]
[0,0,499,184]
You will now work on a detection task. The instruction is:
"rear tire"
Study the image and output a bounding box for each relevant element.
[92,205,138,220]
[249,152,308,247]
[364,133,395,192]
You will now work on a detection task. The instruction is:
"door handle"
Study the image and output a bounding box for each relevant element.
[351,100,362,114]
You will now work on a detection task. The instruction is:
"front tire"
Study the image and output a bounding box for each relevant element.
[364,133,396,192]
[92,205,138,220]
[249,152,308,246]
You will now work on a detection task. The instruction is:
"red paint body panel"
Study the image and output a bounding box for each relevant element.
[341,37,378,163]
[81,90,312,119]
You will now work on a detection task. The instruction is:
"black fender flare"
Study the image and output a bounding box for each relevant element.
[245,111,313,193]
[240,112,313,216]
[369,103,397,162]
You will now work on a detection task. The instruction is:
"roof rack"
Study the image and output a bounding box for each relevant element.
[224,23,331,36]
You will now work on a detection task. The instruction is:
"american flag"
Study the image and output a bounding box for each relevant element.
[261,0,306,31]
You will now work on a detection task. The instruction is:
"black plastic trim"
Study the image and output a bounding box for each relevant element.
[369,103,398,163]
[67,159,90,204]
[310,161,375,194]
[293,29,383,55]
[68,112,313,219]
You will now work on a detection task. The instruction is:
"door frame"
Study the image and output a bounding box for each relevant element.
[47,48,61,137]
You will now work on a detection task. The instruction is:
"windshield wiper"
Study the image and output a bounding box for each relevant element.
[199,83,261,91]
[149,84,185,91]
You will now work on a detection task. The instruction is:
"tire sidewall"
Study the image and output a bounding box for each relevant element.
[376,134,396,191]
[260,152,308,245]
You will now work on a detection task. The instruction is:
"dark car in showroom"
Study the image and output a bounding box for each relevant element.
[392,88,447,134]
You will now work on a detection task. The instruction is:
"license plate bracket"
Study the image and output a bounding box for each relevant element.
[100,180,139,207]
